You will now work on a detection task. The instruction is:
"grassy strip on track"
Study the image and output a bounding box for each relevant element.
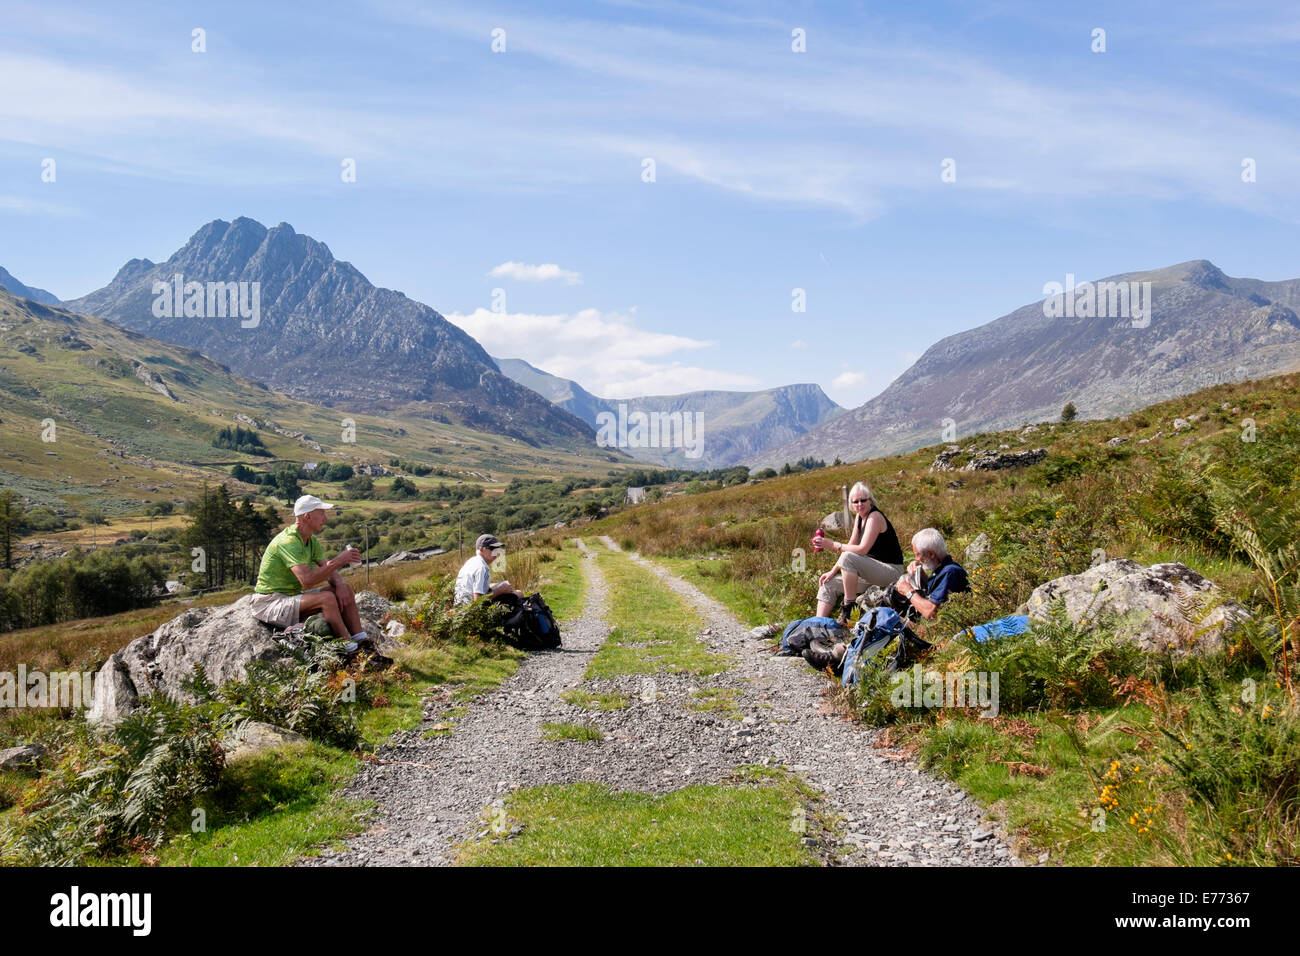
[585,548,727,679]
[535,540,586,622]
[458,768,821,866]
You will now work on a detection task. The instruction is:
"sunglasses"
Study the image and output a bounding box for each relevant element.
[851,498,871,504]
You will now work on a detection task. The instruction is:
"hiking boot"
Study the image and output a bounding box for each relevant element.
[803,639,839,671]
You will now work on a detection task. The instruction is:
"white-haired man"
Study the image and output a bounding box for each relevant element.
[248,494,369,651]
[891,527,969,620]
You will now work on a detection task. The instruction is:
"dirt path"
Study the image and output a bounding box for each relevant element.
[303,538,1016,866]
[593,536,1015,866]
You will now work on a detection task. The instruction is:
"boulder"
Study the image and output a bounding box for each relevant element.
[89,590,394,727]
[379,547,443,566]
[222,721,308,762]
[1106,436,1129,446]
[964,532,991,568]
[1017,559,1249,656]
[820,511,848,532]
[0,743,45,771]
[1173,418,1192,431]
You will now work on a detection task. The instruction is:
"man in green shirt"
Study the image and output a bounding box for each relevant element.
[249,494,370,651]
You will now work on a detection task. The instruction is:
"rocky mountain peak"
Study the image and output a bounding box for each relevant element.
[63,218,593,446]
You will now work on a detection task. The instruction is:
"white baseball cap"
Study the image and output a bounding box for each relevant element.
[293,494,335,516]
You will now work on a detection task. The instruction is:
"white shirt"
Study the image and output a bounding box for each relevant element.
[454,554,491,605]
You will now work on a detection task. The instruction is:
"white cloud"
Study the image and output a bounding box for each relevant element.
[790,339,809,349]
[446,306,758,398]
[488,261,582,285]
[832,371,866,389]
[0,195,81,217]
[6,9,1300,219]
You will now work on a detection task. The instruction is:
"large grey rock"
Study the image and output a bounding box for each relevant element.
[379,547,443,566]
[1017,559,1249,656]
[222,721,308,762]
[0,744,45,771]
[88,591,393,727]
[820,511,848,532]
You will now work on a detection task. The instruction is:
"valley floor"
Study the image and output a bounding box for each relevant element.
[302,538,1013,867]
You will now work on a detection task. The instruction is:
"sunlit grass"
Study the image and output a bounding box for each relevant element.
[585,550,727,679]
[458,769,821,867]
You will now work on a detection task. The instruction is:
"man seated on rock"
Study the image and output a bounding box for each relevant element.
[248,494,371,653]
[454,534,524,606]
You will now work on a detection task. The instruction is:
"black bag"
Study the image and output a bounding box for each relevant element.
[778,616,851,656]
[502,592,562,649]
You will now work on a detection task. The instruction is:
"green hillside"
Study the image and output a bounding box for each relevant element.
[0,289,630,521]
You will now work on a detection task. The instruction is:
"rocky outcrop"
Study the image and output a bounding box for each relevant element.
[0,744,45,771]
[929,446,962,472]
[64,217,593,447]
[962,448,1047,471]
[88,590,394,727]
[233,412,323,452]
[930,446,1047,472]
[133,363,177,400]
[1017,559,1249,656]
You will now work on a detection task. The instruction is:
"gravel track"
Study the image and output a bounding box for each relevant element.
[301,537,1017,866]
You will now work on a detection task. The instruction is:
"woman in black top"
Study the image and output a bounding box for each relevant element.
[814,481,906,622]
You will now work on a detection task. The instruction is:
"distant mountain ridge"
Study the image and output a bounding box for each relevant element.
[751,260,1300,468]
[495,357,843,469]
[64,218,593,447]
[0,266,60,306]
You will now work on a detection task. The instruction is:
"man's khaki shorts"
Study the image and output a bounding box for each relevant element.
[248,586,326,629]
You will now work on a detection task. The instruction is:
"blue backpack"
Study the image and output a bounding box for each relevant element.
[779,616,851,656]
[841,607,906,687]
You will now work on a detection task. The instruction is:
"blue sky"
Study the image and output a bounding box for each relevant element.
[2,0,1298,407]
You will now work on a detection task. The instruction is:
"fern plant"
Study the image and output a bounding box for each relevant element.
[1191,465,1300,700]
